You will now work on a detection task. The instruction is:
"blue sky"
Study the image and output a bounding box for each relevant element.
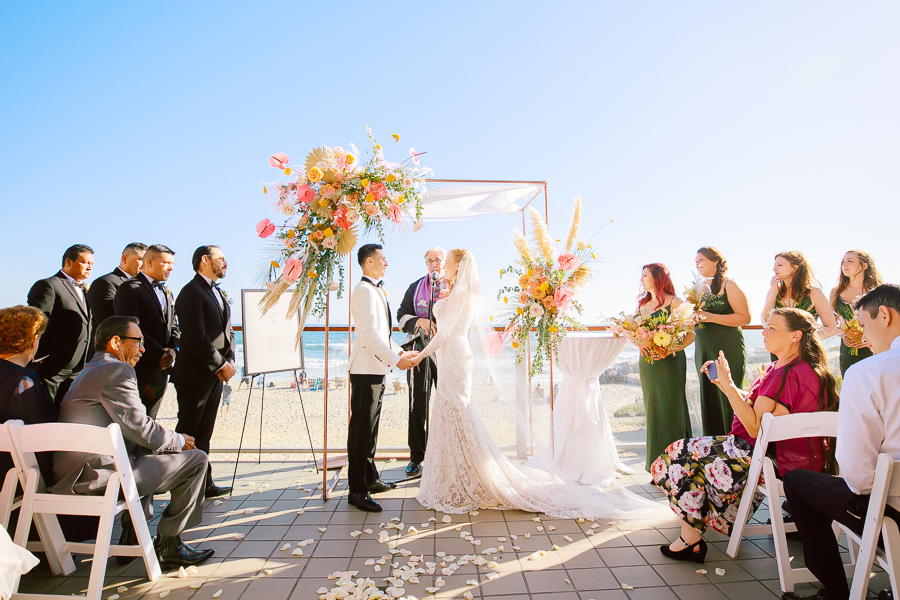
[2,2,898,324]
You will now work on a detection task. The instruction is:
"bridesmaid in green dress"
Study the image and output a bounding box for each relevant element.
[829,250,882,376]
[636,263,693,471]
[760,251,838,361]
[693,247,751,436]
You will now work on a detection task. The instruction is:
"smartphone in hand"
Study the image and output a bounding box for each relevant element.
[706,362,718,381]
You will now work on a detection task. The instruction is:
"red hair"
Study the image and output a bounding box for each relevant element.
[638,263,675,310]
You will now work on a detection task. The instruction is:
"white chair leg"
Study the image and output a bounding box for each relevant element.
[765,464,797,592]
[85,480,121,600]
[881,521,900,600]
[124,492,160,580]
[0,468,16,528]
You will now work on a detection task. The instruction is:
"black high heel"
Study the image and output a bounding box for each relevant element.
[659,536,708,563]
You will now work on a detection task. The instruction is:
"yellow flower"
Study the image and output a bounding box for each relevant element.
[284,167,292,175]
[540,282,550,291]
[360,178,369,187]
[527,269,534,276]
[653,330,672,347]
[503,297,508,304]
[392,134,401,142]
[287,230,295,238]
[489,315,493,322]
[308,167,324,183]
[516,307,524,315]
[323,228,334,237]
[308,270,317,278]
[270,261,279,268]
[550,326,558,333]
[263,186,267,194]
[511,341,519,349]
[376,144,381,150]
[319,198,328,206]
[397,195,405,204]
[386,173,396,183]
[345,154,355,165]
[365,192,375,202]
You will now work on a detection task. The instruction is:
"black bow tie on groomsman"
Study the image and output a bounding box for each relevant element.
[73,281,87,291]
[152,281,167,293]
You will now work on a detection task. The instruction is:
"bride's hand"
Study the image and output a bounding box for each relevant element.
[439,288,451,299]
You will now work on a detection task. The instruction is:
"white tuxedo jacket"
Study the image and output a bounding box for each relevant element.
[349,279,402,375]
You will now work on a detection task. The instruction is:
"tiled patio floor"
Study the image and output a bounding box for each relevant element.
[16,456,891,600]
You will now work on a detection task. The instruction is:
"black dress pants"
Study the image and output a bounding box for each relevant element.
[348,373,385,494]
[783,469,900,600]
[407,359,437,464]
[175,378,223,486]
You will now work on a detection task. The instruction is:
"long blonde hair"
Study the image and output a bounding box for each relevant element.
[831,250,882,311]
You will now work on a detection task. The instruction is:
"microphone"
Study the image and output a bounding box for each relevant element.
[430,270,440,281]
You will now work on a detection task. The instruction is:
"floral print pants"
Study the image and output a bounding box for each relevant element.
[651,435,763,536]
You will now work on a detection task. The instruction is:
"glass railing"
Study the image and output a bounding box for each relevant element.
[150,325,842,456]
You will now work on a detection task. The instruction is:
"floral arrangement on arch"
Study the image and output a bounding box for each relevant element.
[609,302,697,364]
[255,126,431,325]
[495,197,593,376]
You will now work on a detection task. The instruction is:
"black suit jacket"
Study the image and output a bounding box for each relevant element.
[170,274,234,384]
[27,271,92,378]
[86,267,130,352]
[114,272,180,382]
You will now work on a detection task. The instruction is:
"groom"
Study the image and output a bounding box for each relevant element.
[348,244,416,512]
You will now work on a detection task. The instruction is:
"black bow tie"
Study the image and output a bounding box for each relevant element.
[73,281,86,291]
[152,281,166,291]
[361,277,383,288]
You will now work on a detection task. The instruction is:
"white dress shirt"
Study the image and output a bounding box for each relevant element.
[138,272,167,314]
[836,336,900,510]
[60,270,86,306]
[199,273,224,312]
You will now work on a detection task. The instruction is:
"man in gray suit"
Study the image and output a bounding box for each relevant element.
[52,316,214,568]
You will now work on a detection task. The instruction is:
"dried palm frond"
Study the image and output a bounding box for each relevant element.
[259,278,289,315]
[512,229,533,264]
[305,146,337,184]
[311,200,334,220]
[568,263,592,289]
[336,225,358,255]
[286,281,305,319]
[564,196,582,253]
[528,207,555,263]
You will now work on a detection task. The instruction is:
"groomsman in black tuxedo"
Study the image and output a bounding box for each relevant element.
[27,244,94,404]
[87,242,147,353]
[172,245,235,498]
[114,244,180,418]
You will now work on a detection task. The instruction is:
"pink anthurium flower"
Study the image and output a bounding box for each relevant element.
[283,258,303,282]
[256,218,276,238]
[269,153,290,169]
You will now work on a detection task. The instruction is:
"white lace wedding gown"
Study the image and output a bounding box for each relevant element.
[416,295,668,521]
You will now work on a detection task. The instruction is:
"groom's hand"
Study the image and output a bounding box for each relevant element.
[397,355,414,370]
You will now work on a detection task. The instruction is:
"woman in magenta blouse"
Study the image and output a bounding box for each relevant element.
[650,308,839,563]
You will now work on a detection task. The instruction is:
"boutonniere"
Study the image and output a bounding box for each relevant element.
[164,287,172,298]
[382,289,390,299]
[220,289,235,305]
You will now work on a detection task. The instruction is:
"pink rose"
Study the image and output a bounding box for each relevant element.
[283,258,303,282]
[557,252,580,271]
[269,153,290,170]
[297,184,315,204]
[364,203,378,216]
[553,286,575,313]
[388,202,401,223]
[256,218,275,238]
[650,457,667,484]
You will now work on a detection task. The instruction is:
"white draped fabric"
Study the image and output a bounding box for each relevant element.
[527,333,633,487]
[0,524,38,599]
[420,183,543,221]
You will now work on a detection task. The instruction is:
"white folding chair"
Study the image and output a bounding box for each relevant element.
[726,411,856,592]
[8,421,161,600]
[843,453,900,600]
[0,420,74,576]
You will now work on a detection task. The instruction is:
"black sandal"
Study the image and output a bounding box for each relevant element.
[659,536,708,563]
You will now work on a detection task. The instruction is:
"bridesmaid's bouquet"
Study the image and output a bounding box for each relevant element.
[683,273,725,329]
[610,303,698,364]
[835,300,865,356]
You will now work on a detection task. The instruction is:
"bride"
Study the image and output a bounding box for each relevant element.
[408,249,669,521]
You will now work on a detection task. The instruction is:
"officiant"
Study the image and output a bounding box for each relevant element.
[397,247,447,477]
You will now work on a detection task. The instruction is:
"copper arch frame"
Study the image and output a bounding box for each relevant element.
[320,179,550,499]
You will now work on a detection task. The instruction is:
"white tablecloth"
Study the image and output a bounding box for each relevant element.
[1,523,39,599]
[527,333,632,486]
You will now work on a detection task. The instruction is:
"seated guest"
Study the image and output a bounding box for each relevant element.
[783,284,900,600]
[651,308,839,563]
[0,306,56,479]
[52,316,214,568]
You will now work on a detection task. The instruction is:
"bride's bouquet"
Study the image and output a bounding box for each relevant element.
[254,126,431,327]
[610,302,697,364]
[835,299,865,355]
[495,197,595,376]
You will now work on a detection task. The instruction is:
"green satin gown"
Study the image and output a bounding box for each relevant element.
[694,288,746,436]
[770,295,817,362]
[637,305,692,471]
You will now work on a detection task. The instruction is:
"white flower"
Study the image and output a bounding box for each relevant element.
[529,303,544,318]
[346,208,360,223]
[722,436,749,459]
[316,160,328,171]
[297,173,308,185]
[677,488,705,520]
[704,460,734,491]
[687,437,713,458]
[332,146,346,157]
[668,463,689,485]
[280,202,296,216]
[667,439,685,459]
[322,237,337,250]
